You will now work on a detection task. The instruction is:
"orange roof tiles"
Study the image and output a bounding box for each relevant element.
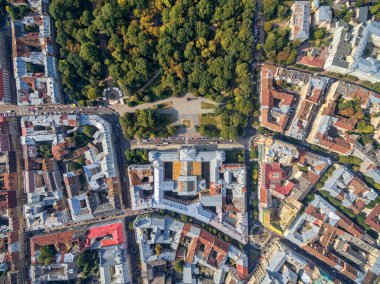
[320,226,336,248]
[298,55,325,68]
[30,230,78,262]
[305,205,316,215]
[261,64,294,132]
[307,171,320,186]
[259,186,268,208]
[179,223,247,278]
[334,117,357,131]
[336,213,363,238]
[318,134,352,155]
[365,204,380,233]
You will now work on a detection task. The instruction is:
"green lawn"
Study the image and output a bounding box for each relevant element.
[199,114,222,128]
[201,102,217,109]
[156,101,173,109]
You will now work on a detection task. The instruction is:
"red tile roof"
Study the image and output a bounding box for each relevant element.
[336,213,363,238]
[298,55,325,68]
[85,222,125,248]
[180,224,247,279]
[261,163,294,196]
[275,182,294,196]
[261,65,294,132]
[365,204,380,233]
[334,117,357,131]
[30,230,78,262]
[259,186,268,208]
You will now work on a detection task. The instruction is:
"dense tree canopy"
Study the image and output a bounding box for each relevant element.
[196,124,220,138]
[50,0,256,132]
[75,250,99,278]
[37,245,56,265]
[5,4,30,20]
[38,144,53,158]
[124,149,149,164]
[263,27,299,66]
[119,109,175,139]
[263,0,289,21]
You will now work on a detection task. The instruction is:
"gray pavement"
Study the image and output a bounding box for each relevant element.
[131,137,244,150]
[109,92,217,115]
[0,104,117,116]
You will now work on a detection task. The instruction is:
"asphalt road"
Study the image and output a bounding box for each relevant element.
[0,104,118,117]
[44,208,157,233]
[131,137,239,147]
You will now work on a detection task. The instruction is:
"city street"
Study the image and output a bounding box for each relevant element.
[131,137,242,149]
[0,104,117,116]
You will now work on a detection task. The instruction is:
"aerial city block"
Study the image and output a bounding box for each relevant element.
[0,0,380,283]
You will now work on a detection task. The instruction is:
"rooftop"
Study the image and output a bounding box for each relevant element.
[129,147,248,244]
[261,65,295,133]
[290,1,311,42]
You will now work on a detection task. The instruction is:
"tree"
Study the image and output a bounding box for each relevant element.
[361,134,373,145]
[263,22,273,33]
[73,131,93,148]
[80,42,99,64]
[356,0,364,7]
[312,28,326,40]
[196,125,220,138]
[286,50,297,65]
[37,245,56,265]
[373,82,380,93]
[180,214,189,223]
[75,250,99,278]
[38,144,53,158]
[356,120,374,133]
[50,0,255,134]
[338,156,363,166]
[155,244,162,256]
[82,125,96,137]
[6,4,30,20]
[128,222,134,230]
[125,149,149,164]
[85,86,101,100]
[174,260,184,272]
[263,0,279,20]
[250,148,258,160]
[26,62,44,74]
[264,32,276,54]
[277,5,289,19]
[252,167,259,181]
[119,109,173,140]
[68,156,85,172]
[196,0,212,19]
[221,127,238,140]
[305,193,315,203]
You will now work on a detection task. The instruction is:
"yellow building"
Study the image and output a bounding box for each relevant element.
[278,198,303,230]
